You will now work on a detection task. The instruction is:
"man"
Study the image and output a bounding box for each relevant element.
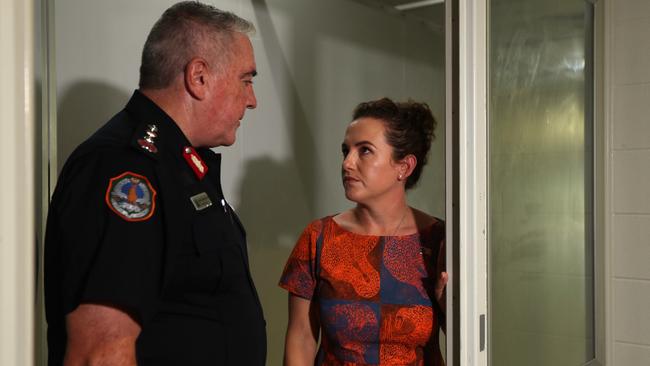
[44,2,266,365]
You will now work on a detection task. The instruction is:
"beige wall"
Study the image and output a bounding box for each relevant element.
[606,0,650,364]
[53,1,445,365]
[0,0,35,365]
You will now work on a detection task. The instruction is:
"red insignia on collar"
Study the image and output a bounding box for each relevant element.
[105,171,157,222]
[182,146,208,180]
[137,138,158,153]
[137,124,159,153]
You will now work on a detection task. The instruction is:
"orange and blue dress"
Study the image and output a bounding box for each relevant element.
[279,216,445,366]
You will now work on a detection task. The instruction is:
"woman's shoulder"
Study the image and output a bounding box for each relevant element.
[330,210,353,230]
[412,208,445,233]
[409,209,444,254]
[330,209,373,236]
[300,215,336,236]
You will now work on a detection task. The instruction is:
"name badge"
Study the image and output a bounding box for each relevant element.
[190,192,212,211]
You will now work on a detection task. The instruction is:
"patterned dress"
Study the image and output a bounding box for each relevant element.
[280,216,445,366]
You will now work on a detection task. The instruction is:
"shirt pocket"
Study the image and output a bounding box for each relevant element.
[191,207,248,293]
[171,207,229,295]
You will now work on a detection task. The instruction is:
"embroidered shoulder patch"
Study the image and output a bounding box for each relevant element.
[105,172,157,221]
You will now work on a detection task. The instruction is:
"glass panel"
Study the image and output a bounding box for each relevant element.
[488,0,595,365]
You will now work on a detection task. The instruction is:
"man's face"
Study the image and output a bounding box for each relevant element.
[200,33,257,147]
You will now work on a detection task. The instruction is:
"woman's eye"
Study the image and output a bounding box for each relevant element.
[360,147,371,155]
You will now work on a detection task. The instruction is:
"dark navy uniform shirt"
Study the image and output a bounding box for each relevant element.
[45,91,266,365]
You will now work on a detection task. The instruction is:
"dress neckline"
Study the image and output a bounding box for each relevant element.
[328,215,437,239]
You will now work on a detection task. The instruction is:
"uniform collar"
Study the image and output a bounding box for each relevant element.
[125,90,222,180]
[196,147,222,184]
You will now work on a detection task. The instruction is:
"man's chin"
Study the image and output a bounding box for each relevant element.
[201,138,235,149]
[220,135,237,147]
[221,140,236,147]
[207,129,239,148]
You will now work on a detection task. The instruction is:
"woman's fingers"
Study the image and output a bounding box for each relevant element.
[435,271,448,298]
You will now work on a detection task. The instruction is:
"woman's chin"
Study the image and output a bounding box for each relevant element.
[344,190,365,204]
[344,190,357,202]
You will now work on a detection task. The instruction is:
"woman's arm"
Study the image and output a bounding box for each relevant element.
[284,294,320,366]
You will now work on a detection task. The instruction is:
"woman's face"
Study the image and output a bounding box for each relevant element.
[341,117,403,204]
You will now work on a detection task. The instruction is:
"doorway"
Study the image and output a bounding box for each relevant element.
[36,1,447,365]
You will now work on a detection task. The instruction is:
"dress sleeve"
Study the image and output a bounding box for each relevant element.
[47,151,164,325]
[278,219,323,300]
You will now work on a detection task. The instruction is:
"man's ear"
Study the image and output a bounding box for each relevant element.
[398,154,417,181]
[184,57,210,100]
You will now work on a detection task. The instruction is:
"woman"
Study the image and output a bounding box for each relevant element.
[279,98,447,366]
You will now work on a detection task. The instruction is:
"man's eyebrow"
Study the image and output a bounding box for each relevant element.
[242,70,258,77]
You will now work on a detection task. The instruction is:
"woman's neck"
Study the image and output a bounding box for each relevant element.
[352,198,410,236]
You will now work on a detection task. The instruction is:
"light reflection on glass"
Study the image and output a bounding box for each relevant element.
[488,0,595,365]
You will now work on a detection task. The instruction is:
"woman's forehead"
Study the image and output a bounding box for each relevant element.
[344,117,387,143]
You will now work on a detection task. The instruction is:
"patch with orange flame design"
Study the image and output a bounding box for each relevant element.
[105,172,156,221]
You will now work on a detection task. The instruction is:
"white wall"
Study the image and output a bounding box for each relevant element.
[0,0,35,365]
[53,1,445,364]
[606,0,650,364]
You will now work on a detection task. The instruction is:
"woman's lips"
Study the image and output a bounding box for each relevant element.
[343,176,360,185]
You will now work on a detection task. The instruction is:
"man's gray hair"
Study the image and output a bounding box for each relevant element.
[139,1,255,89]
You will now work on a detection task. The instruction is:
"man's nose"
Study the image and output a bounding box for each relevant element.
[247,88,257,109]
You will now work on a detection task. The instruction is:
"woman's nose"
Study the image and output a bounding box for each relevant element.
[342,153,355,170]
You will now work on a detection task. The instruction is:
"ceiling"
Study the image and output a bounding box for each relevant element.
[364,0,440,6]
[348,0,444,30]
